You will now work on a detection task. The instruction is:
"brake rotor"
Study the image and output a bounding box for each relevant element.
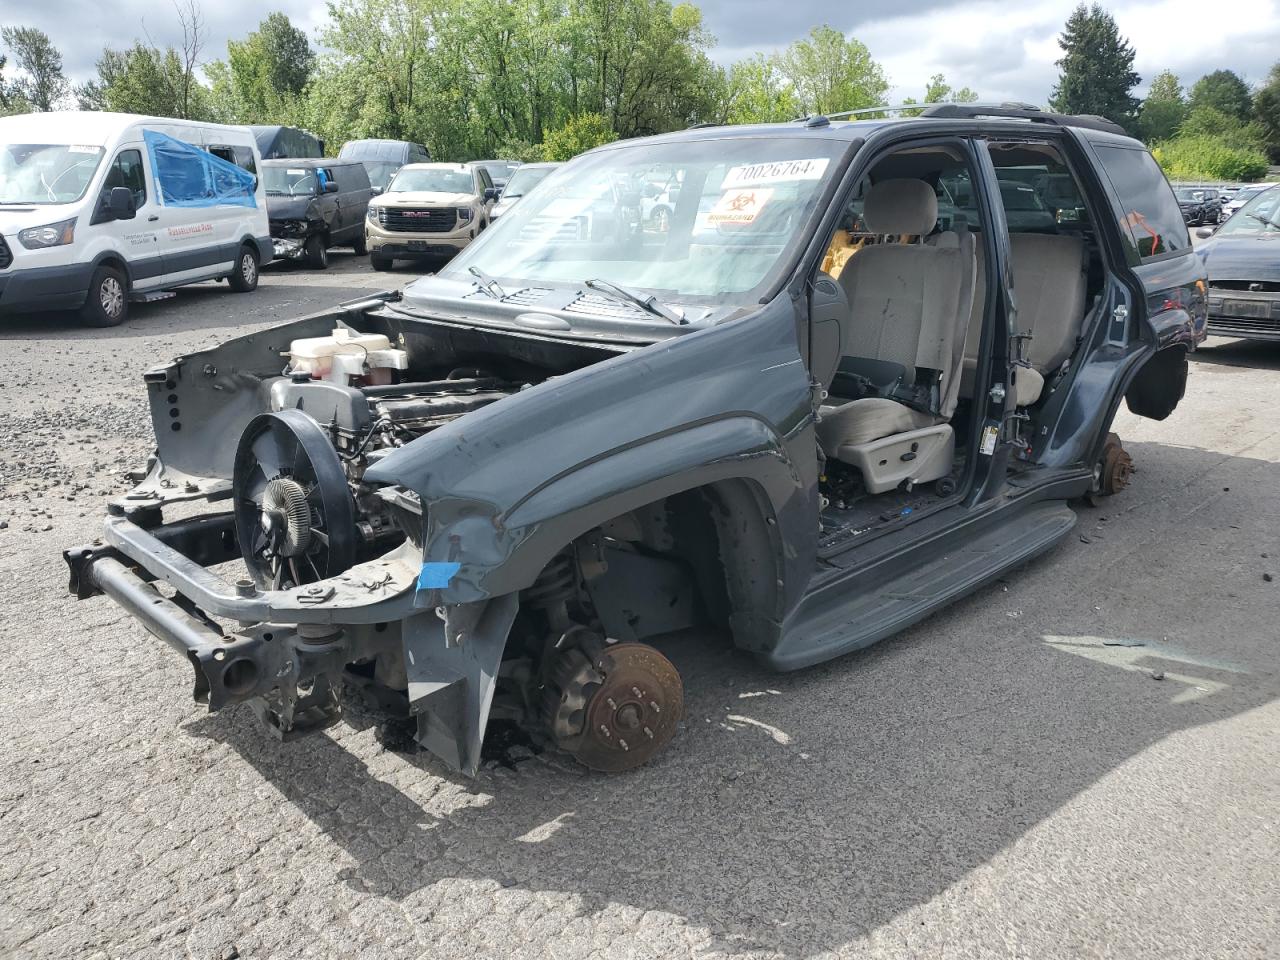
[1098,432,1133,496]
[1086,432,1133,505]
[546,641,683,773]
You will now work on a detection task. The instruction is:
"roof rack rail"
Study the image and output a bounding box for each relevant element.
[917,102,1127,136]
[790,101,1129,137]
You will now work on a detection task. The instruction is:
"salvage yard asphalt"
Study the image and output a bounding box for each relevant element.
[1,254,1278,960]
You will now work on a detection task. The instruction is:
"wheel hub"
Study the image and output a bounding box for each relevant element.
[1100,438,1133,496]
[545,640,683,772]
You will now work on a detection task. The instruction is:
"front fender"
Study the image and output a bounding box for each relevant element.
[364,298,819,609]
[436,414,807,602]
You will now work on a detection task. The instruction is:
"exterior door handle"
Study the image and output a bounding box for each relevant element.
[147,214,159,222]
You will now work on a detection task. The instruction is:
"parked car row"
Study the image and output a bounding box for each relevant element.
[1195,182,1280,342]
[0,110,559,325]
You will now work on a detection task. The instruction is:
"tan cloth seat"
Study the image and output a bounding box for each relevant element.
[958,232,1088,405]
[818,178,974,493]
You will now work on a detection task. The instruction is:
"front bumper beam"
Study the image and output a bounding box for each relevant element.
[65,510,515,771]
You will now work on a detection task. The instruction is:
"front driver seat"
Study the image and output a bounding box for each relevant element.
[817,178,972,494]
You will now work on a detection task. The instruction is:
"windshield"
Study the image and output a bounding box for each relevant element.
[362,161,401,191]
[0,143,105,204]
[501,165,555,198]
[1217,185,1280,236]
[264,166,317,196]
[999,180,1046,211]
[443,138,845,305]
[1175,187,1214,202]
[388,168,473,194]
[477,161,518,181]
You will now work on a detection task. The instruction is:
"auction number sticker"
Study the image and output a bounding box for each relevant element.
[708,187,773,225]
[722,157,829,189]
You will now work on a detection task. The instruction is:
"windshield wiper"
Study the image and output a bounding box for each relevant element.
[1245,213,1277,227]
[468,265,507,299]
[583,278,686,325]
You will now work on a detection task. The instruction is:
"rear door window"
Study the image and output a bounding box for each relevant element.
[1092,144,1190,262]
[339,163,370,191]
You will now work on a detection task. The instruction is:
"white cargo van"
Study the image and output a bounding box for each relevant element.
[0,111,272,326]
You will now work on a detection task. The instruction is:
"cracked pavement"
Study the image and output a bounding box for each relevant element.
[1,255,1278,959]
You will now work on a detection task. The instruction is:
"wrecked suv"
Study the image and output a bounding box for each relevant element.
[66,105,1205,775]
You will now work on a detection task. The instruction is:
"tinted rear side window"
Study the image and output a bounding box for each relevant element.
[335,164,370,190]
[1093,144,1189,262]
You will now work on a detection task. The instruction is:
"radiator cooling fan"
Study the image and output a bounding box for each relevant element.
[233,409,357,590]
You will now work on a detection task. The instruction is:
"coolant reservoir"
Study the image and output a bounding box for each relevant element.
[288,327,409,385]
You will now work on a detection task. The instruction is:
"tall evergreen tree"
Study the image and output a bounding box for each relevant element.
[1049,4,1140,124]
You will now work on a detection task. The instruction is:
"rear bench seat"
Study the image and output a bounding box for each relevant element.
[959,232,1088,405]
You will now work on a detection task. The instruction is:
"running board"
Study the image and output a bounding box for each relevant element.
[131,290,177,303]
[766,502,1077,671]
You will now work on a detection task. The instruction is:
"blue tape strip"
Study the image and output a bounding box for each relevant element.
[417,561,461,590]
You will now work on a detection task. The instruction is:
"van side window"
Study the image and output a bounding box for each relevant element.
[340,164,370,191]
[209,144,257,178]
[1092,144,1190,262]
[103,148,147,208]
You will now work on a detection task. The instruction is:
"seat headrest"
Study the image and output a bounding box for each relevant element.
[863,179,938,236]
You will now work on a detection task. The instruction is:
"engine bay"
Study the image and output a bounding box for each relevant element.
[230,323,573,590]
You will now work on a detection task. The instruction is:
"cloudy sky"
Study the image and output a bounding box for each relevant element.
[9,0,1280,103]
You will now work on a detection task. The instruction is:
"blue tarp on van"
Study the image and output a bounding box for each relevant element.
[143,129,257,208]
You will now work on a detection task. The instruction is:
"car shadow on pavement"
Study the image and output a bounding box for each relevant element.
[188,633,1274,956]
[181,441,1280,957]
[1191,337,1280,371]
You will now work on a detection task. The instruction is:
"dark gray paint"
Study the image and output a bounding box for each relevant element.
[67,114,1209,772]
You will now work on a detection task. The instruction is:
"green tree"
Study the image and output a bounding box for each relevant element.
[902,73,979,116]
[723,54,801,124]
[307,0,720,160]
[210,12,315,123]
[0,54,31,114]
[1136,69,1186,143]
[922,73,978,104]
[1188,69,1252,123]
[82,42,211,119]
[778,25,887,117]
[0,26,68,111]
[1253,62,1280,162]
[540,111,617,160]
[1049,4,1140,124]
[1179,104,1266,150]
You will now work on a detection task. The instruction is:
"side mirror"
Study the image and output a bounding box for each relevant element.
[484,187,500,201]
[371,186,383,196]
[323,180,339,194]
[106,186,137,221]
[1195,227,1214,239]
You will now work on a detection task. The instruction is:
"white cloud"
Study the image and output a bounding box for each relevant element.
[859,0,1280,105]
